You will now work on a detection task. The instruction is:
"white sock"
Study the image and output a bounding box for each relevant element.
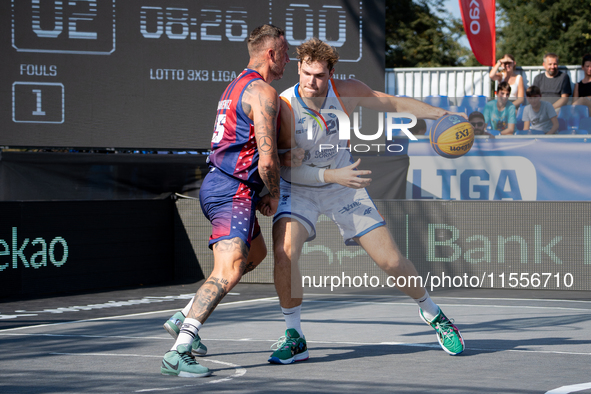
[282,305,303,337]
[181,297,195,317]
[414,291,440,322]
[171,317,202,351]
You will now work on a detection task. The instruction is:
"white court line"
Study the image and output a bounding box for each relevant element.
[49,352,246,391]
[1,296,589,336]
[2,294,588,334]
[306,293,591,304]
[545,382,591,393]
[0,333,588,357]
[304,300,591,312]
[0,296,279,333]
[2,296,589,360]
[431,297,591,305]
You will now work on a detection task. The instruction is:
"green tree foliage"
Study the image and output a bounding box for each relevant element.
[385,0,469,67]
[496,0,591,66]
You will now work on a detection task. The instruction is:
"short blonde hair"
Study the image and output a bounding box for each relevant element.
[247,24,285,57]
[296,38,340,71]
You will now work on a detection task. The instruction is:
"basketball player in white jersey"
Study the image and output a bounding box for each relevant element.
[267,38,466,364]
[164,38,466,365]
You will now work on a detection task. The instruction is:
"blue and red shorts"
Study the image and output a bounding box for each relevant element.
[199,167,261,249]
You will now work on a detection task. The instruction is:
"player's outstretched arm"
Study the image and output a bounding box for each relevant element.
[243,80,281,215]
[337,79,466,120]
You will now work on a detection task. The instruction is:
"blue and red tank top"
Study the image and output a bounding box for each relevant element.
[208,69,278,188]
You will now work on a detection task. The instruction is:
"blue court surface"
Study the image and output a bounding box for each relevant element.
[1,283,591,393]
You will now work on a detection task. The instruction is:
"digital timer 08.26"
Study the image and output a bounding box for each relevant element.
[2,0,384,149]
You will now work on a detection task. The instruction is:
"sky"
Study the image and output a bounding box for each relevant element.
[445,0,462,19]
[443,0,470,48]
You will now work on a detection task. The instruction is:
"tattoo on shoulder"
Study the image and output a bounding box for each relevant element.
[242,84,257,116]
[242,100,252,116]
[260,95,277,119]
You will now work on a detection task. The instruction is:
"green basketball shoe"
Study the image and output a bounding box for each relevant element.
[268,328,309,364]
[163,312,184,338]
[163,312,208,356]
[160,344,211,378]
[419,308,465,355]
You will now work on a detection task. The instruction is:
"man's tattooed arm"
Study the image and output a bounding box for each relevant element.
[245,80,281,201]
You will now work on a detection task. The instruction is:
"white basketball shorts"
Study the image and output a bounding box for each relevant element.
[274,178,386,245]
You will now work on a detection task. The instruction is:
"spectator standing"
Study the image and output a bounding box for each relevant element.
[522,86,559,134]
[532,53,572,111]
[483,82,516,135]
[489,54,525,110]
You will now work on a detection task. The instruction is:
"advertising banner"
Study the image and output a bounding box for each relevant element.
[459,0,496,66]
[407,136,591,201]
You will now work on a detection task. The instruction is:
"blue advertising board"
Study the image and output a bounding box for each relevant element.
[407,136,591,201]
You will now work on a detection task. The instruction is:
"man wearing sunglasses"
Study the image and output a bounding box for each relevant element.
[469,111,487,135]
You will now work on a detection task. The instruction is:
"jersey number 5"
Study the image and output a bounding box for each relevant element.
[212,114,226,143]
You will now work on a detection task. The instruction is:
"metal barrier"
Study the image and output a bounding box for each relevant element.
[385,66,585,100]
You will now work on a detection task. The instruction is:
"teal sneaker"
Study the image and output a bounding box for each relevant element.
[163,312,208,356]
[268,328,309,364]
[160,344,211,378]
[163,312,184,338]
[419,308,465,355]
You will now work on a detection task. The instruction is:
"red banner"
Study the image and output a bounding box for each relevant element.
[459,0,496,66]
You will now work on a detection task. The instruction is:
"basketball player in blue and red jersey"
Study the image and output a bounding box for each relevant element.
[160,24,291,378]
[268,38,465,364]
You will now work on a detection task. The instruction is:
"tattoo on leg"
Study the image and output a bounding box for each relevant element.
[214,238,249,260]
[241,261,256,275]
[191,277,228,323]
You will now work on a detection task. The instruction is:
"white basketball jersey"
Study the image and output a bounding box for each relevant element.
[280,79,350,170]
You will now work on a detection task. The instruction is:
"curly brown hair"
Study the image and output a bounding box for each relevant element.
[296,38,340,71]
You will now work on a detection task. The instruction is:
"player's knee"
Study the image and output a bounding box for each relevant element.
[274,249,293,269]
[379,254,406,273]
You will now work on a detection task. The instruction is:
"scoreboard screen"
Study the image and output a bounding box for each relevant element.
[1,0,385,149]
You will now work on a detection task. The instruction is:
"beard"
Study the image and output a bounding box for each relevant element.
[270,66,283,80]
[269,57,284,80]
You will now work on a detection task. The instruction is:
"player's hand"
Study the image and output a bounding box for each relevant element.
[280,148,305,167]
[324,159,371,189]
[443,111,468,120]
[256,195,279,217]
